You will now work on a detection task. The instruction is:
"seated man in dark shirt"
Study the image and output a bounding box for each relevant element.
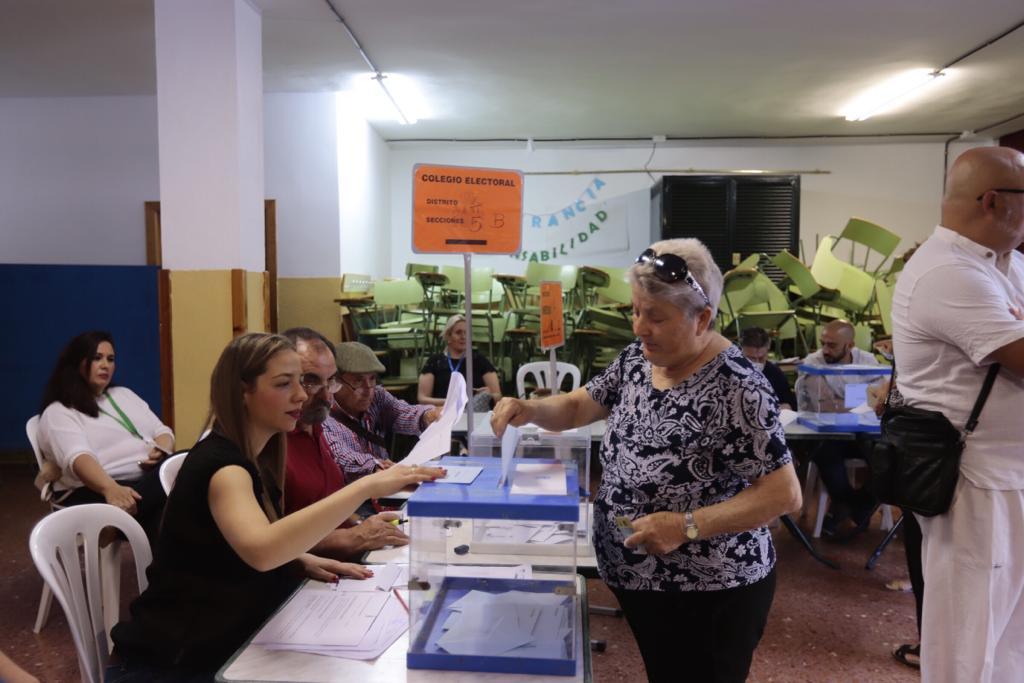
[739,327,797,409]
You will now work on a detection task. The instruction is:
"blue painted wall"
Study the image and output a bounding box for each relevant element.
[0,264,161,450]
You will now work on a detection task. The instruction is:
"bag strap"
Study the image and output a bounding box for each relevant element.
[964,363,1001,435]
[334,411,389,448]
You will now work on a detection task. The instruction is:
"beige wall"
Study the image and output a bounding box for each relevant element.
[277,277,343,343]
[246,270,267,333]
[169,270,233,447]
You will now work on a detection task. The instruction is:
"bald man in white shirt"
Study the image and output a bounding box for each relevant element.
[893,146,1024,682]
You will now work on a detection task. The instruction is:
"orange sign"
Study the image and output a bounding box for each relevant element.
[412,164,523,254]
[540,281,565,350]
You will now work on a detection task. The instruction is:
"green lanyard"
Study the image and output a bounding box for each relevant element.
[99,391,142,439]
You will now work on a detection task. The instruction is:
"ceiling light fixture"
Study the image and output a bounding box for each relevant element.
[324,0,415,125]
[842,69,946,122]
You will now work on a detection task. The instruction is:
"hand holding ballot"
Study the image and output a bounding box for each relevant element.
[360,462,446,498]
[490,397,535,437]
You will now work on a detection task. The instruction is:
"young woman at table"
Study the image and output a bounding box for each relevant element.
[37,330,174,540]
[418,313,501,411]
[108,333,444,682]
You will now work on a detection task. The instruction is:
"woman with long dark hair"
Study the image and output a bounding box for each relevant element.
[38,331,173,538]
[107,333,443,681]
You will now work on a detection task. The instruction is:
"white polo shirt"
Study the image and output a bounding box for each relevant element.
[892,225,1024,490]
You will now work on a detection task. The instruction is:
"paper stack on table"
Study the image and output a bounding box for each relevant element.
[434,590,572,659]
[478,520,575,545]
[402,373,467,467]
[252,565,409,660]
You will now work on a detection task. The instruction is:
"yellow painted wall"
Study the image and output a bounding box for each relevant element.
[170,270,233,447]
[246,271,267,333]
[277,277,343,343]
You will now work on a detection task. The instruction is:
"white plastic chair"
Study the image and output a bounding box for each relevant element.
[27,415,60,633]
[804,459,893,537]
[515,361,582,399]
[159,452,188,494]
[29,504,153,683]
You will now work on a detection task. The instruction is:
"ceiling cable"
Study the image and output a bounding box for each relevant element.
[322,0,412,124]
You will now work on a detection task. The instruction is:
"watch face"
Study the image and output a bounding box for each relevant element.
[686,526,699,540]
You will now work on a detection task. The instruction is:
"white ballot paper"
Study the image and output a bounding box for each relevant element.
[510,462,567,496]
[435,590,572,658]
[253,570,410,660]
[402,372,467,466]
[497,424,521,487]
[779,408,798,427]
[435,465,483,484]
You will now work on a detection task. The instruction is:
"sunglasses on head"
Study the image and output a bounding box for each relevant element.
[635,248,711,307]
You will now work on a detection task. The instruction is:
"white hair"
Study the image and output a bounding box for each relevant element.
[627,238,723,327]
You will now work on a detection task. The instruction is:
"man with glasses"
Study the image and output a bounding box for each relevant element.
[280,328,408,559]
[324,342,441,483]
[893,146,1024,681]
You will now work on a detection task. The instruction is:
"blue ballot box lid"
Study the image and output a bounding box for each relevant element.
[407,456,579,522]
[797,363,892,376]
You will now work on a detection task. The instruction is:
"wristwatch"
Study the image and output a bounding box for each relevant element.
[683,511,700,541]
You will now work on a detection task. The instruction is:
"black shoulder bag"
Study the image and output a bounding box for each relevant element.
[869,364,1000,517]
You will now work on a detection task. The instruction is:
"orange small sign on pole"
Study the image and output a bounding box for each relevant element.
[540,281,565,351]
[412,164,523,254]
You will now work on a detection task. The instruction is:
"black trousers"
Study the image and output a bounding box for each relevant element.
[611,569,776,683]
[901,508,924,635]
[811,440,877,520]
[60,466,167,543]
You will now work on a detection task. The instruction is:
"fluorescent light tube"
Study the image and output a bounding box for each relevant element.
[842,69,946,122]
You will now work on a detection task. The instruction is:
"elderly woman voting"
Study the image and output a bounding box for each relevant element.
[492,239,801,683]
[37,331,174,539]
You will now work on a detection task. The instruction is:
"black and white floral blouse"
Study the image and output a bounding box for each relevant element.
[587,341,791,592]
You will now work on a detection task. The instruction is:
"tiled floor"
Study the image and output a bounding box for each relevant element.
[1,462,919,682]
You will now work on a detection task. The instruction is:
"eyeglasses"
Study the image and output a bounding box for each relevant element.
[635,248,711,307]
[976,188,1024,201]
[300,374,343,395]
[338,374,378,392]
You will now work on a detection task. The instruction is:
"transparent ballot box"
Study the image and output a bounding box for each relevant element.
[406,456,579,676]
[795,362,892,433]
[469,419,592,498]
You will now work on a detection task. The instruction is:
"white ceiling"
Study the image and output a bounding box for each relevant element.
[2,0,1023,141]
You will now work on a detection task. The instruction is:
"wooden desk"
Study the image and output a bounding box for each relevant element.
[217,575,592,683]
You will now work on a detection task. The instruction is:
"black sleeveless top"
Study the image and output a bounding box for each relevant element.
[111,433,301,671]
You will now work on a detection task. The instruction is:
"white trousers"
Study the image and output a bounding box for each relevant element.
[918,479,1024,683]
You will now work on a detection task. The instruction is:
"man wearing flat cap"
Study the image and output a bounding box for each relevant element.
[279,328,410,559]
[324,341,441,482]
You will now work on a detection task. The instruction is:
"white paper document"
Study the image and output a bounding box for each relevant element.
[849,402,875,415]
[331,564,407,593]
[498,423,520,486]
[779,408,799,426]
[510,462,567,496]
[435,465,483,485]
[253,579,409,660]
[402,372,467,466]
[435,590,572,659]
[444,564,533,579]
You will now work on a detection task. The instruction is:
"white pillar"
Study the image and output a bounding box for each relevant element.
[154,0,265,271]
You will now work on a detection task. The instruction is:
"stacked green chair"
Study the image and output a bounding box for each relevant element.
[832,217,901,276]
[809,236,877,320]
[718,268,808,356]
[359,279,427,382]
[771,249,841,326]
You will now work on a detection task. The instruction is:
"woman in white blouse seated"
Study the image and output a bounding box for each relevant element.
[38,331,173,538]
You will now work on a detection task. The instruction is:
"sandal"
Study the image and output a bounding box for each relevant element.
[892,643,920,669]
[885,579,913,592]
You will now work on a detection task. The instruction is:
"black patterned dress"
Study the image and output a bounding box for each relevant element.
[587,342,791,592]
